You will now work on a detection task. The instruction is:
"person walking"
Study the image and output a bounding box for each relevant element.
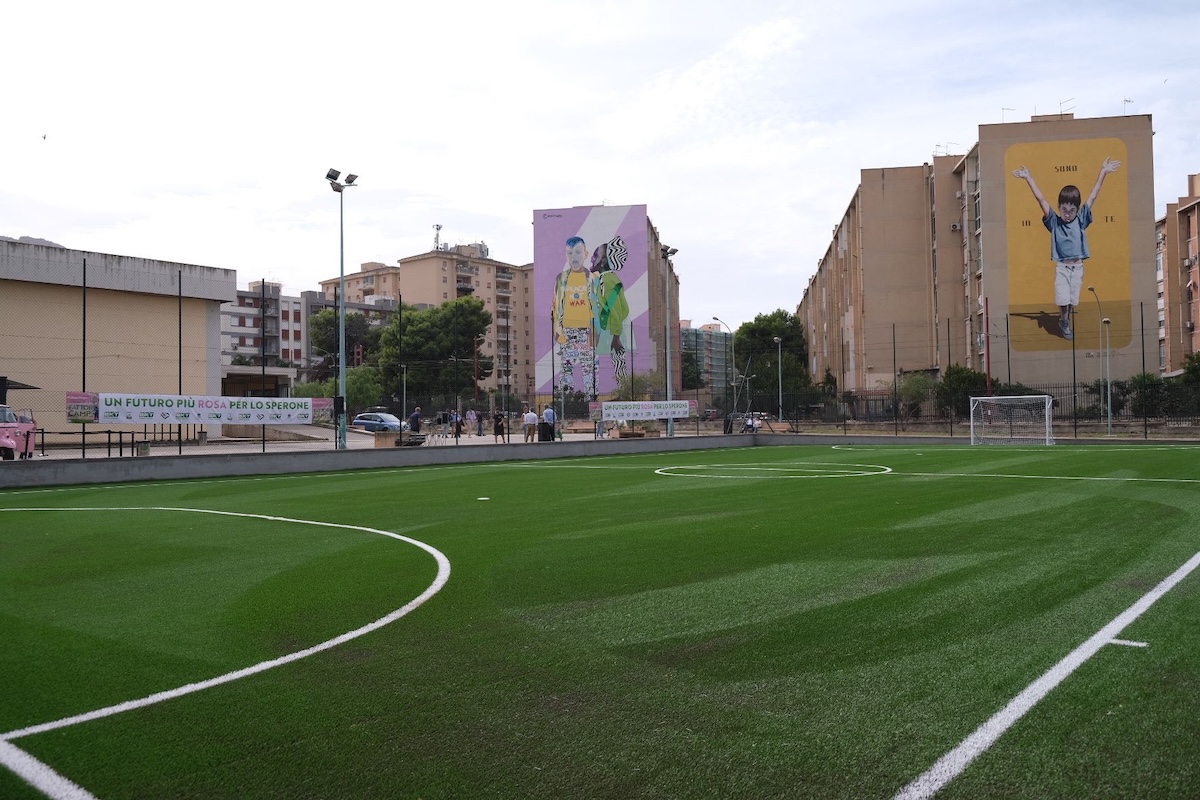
[408,406,421,433]
[492,409,505,443]
[465,408,477,437]
[523,407,538,443]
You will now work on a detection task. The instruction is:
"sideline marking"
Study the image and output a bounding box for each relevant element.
[897,470,1200,485]
[1109,639,1148,648]
[0,740,98,800]
[893,551,1200,800]
[1,507,450,745]
[654,462,892,479]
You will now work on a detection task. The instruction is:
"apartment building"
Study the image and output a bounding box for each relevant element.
[1158,174,1200,374]
[800,113,1157,394]
[531,204,681,402]
[318,243,533,397]
[681,321,732,409]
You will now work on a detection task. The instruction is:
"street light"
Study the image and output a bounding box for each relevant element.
[773,336,783,424]
[713,316,736,414]
[1087,286,1106,429]
[1102,317,1112,434]
[326,168,358,450]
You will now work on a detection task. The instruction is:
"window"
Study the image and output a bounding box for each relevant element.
[282,330,290,340]
[442,276,448,283]
[282,310,290,321]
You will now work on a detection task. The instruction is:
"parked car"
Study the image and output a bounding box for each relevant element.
[350,412,408,432]
[0,405,37,460]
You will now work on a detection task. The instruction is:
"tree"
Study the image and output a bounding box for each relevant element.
[345,366,383,414]
[617,371,659,401]
[308,309,376,365]
[895,372,936,422]
[293,379,332,399]
[378,298,493,402]
[734,310,809,414]
[681,349,705,390]
[936,364,988,419]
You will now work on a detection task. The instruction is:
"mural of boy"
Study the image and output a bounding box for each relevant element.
[552,235,598,394]
[1011,157,1121,340]
[590,235,633,383]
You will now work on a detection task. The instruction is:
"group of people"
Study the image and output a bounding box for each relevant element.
[520,405,558,443]
[404,404,556,444]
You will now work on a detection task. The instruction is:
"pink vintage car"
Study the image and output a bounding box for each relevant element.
[0,405,36,460]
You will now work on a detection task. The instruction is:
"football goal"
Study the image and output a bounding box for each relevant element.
[969,395,1054,445]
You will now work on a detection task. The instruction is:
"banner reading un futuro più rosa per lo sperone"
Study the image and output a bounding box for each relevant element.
[66,393,332,425]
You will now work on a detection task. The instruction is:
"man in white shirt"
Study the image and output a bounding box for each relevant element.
[523,407,538,443]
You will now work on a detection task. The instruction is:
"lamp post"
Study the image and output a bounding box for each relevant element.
[713,316,735,415]
[1087,285,1105,429]
[1102,317,1112,434]
[773,336,783,424]
[326,168,358,450]
[661,246,678,436]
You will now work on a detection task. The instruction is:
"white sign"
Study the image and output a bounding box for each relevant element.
[97,394,314,425]
[600,400,692,421]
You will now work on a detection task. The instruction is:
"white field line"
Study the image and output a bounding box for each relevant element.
[893,551,1200,800]
[0,741,99,800]
[895,471,1200,485]
[1,507,451,743]
[1109,639,1148,648]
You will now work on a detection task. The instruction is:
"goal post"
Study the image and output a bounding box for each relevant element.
[969,395,1054,445]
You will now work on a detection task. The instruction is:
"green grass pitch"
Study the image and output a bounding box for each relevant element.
[2,444,1199,799]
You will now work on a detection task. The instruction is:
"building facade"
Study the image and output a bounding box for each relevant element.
[799,114,1158,400]
[1,240,235,432]
[681,321,732,411]
[531,205,681,403]
[1158,174,1200,374]
[318,243,533,398]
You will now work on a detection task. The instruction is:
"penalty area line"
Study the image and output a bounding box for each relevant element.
[893,550,1200,800]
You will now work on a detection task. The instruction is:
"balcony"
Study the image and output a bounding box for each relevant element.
[496,268,514,279]
[496,285,512,296]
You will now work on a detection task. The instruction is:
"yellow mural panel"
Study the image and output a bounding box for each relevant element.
[1005,138,1130,352]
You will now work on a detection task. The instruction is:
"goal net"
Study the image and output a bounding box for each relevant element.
[969,395,1054,445]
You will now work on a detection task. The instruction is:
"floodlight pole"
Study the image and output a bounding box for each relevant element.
[1088,286,1105,430]
[1102,317,1112,435]
[327,168,358,450]
[774,336,783,424]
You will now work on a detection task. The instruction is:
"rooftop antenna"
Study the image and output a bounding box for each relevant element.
[1123,97,1134,115]
[1001,107,1015,122]
[433,223,442,250]
[1058,97,1075,117]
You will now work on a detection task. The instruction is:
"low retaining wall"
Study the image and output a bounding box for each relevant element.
[1,433,1189,490]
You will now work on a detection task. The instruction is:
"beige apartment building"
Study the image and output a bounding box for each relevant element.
[319,243,534,398]
[800,114,1158,399]
[1158,175,1200,374]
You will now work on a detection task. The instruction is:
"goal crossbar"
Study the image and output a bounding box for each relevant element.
[969,395,1054,445]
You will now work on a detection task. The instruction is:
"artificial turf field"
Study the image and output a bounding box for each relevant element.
[2,443,1199,799]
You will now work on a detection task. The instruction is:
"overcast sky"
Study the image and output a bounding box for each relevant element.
[4,0,1197,329]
